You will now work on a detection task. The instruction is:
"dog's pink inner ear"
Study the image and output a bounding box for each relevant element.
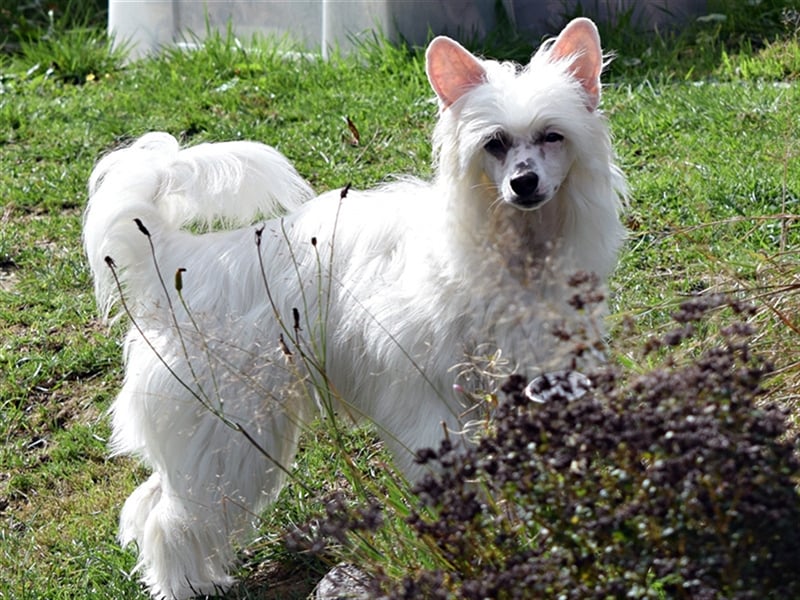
[548,18,603,111]
[426,37,487,108]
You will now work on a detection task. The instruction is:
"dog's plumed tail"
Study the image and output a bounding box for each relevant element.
[84,132,314,319]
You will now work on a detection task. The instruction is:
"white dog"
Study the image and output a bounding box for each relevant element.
[84,18,625,599]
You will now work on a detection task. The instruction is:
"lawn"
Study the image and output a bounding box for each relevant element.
[1,1,798,598]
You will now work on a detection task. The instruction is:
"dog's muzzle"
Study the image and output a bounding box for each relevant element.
[510,171,539,197]
[508,170,548,210]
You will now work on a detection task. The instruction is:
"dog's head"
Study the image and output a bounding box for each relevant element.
[426,18,606,212]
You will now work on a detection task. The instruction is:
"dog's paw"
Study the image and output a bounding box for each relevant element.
[524,370,592,404]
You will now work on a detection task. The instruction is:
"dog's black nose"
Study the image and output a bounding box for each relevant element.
[510,172,539,197]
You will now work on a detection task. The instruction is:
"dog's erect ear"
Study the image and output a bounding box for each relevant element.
[547,18,603,111]
[426,37,487,108]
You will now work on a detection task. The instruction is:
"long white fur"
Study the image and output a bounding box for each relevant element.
[84,19,626,599]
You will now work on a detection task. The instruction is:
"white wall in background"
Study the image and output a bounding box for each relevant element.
[108,0,707,60]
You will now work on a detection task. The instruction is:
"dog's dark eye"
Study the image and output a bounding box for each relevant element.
[484,134,510,157]
[544,132,564,143]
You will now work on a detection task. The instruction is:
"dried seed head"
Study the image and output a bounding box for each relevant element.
[133,218,150,237]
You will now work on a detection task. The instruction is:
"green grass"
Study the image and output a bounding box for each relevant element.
[1,1,799,597]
